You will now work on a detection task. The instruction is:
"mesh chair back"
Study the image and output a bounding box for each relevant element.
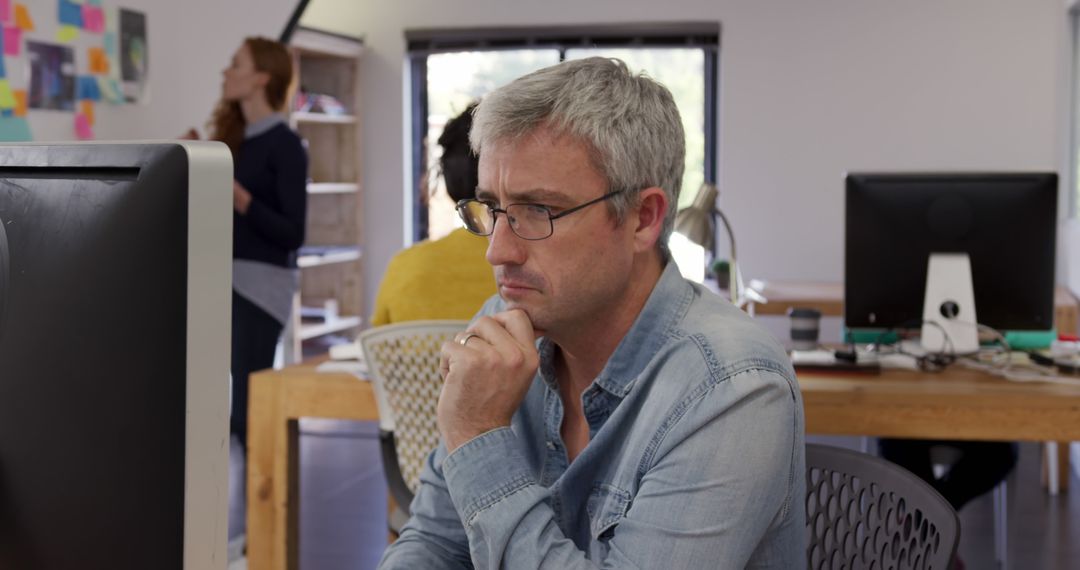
[359,320,468,495]
[806,443,960,570]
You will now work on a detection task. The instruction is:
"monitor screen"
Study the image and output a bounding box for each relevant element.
[0,142,232,570]
[845,172,1057,332]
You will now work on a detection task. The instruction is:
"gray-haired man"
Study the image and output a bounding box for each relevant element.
[379,57,804,569]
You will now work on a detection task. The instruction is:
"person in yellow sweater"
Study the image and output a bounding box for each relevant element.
[372,104,496,325]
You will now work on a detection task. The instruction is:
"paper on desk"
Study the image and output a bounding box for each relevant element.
[329,341,361,361]
[790,349,836,366]
[791,348,920,370]
[316,359,369,378]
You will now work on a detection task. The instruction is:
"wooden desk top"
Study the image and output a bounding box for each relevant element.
[799,365,1080,441]
[264,361,377,421]
[253,357,1080,442]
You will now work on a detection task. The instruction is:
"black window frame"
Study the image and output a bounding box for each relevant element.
[406,23,721,242]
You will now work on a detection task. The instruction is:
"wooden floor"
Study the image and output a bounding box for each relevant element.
[229,425,1078,569]
[955,442,1080,568]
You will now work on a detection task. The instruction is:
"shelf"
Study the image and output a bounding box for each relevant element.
[297,246,362,268]
[292,112,356,125]
[299,316,362,341]
[283,26,364,366]
[308,182,359,194]
[292,27,364,59]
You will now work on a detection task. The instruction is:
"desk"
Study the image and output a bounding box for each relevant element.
[246,362,379,570]
[246,359,1080,570]
[756,280,1080,491]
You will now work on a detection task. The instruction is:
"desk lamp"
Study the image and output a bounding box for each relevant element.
[674,183,742,304]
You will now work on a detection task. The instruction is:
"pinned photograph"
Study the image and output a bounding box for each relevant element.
[27,41,75,111]
[119,8,147,104]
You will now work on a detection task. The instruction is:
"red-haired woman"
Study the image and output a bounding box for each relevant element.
[193,37,308,448]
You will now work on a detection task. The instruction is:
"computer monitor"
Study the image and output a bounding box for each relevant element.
[0,142,232,570]
[845,172,1057,350]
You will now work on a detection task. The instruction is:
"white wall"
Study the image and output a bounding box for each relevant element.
[18,0,297,142]
[300,0,1066,319]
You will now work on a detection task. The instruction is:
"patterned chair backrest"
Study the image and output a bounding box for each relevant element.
[805,444,960,570]
[360,320,469,494]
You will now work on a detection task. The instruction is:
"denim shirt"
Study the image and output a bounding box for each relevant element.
[379,262,806,569]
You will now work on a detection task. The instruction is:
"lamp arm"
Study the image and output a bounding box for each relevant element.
[715,208,739,303]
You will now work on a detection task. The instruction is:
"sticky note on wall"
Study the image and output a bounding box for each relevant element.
[76,75,100,100]
[0,0,10,23]
[56,25,77,42]
[74,113,93,139]
[80,99,93,125]
[0,116,31,141]
[96,75,121,104]
[13,3,31,31]
[82,4,102,33]
[13,88,24,116]
[4,25,19,55]
[88,46,107,74]
[0,79,16,109]
[58,0,82,28]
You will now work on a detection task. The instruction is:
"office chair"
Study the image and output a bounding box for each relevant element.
[359,320,469,534]
[806,443,961,570]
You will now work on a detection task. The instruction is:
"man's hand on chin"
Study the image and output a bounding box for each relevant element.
[438,309,540,453]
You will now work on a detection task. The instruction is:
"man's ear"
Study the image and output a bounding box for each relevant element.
[632,187,669,253]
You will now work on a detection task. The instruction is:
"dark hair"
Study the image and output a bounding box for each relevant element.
[438,102,480,203]
[208,37,294,156]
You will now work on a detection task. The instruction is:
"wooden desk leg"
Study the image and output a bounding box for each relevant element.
[287,419,301,570]
[247,373,287,570]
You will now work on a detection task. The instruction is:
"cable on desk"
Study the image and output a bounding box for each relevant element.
[866,319,957,372]
[954,322,1080,387]
[856,317,1080,385]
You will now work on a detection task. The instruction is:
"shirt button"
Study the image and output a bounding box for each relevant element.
[546,441,556,450]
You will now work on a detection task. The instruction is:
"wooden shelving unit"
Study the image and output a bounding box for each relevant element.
[284,27,364,364]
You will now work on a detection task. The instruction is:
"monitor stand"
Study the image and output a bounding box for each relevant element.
[922,252,979,354]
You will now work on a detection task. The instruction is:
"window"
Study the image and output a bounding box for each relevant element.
[407,24,720,243]
[565,47,706,212]
[423,50,560,240]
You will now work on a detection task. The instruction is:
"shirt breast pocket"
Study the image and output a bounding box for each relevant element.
[586,483,632,542]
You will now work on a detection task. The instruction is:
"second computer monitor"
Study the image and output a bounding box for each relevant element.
[845,172,1057,336]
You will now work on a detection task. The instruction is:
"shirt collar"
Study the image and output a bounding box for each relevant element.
[537,261,693,398]
[244,113,288,139]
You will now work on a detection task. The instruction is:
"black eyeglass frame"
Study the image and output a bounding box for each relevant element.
[456,189,625,241]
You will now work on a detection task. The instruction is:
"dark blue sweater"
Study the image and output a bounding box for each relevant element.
[233,123,308,268]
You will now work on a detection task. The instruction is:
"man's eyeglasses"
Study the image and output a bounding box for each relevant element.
[456,190,624,241]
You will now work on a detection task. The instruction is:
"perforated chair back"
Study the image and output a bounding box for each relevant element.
[805,443,960,570]
[359,320,468,500]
